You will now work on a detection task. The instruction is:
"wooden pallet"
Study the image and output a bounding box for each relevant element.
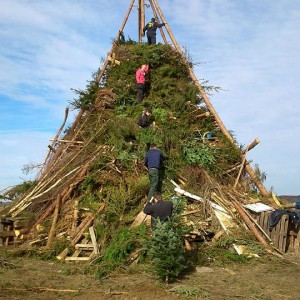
[251,211,289,253]
[58,226,99,262]
[0,218,15,246]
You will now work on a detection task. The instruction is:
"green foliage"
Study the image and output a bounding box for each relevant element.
[145,220,186,282]
[136,127,155,145]
[22,41,266,280]
[102,177,148,224]
[102,226,146,263]
[1,180,36,200]
[152,108,169,123]
[251,163,267,194]
[203,245,249,266]
[169,286,201,297]
[223,251,249,263]
[143,198,190,282]
[76,176,102,211]
[104,43,199,112]
[205,232,264,264]
[183,140,219,172]
[95,226,147,279]
[69,76,99,110]
[8,238,69,261]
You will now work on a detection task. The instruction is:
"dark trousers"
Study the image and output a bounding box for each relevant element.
[148,168,159,200]
[147,35,156,45]
[136,83,145,102]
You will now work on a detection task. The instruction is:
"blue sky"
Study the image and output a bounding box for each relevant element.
[0,0,299,195]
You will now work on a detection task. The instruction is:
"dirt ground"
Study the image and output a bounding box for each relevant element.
[1,252,300,300]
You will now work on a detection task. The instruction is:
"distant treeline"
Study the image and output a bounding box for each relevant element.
[279,195,300,203]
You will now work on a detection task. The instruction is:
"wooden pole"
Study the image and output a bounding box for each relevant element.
[71,203,105,246]
[242,138,260,154]
[140,0,146,42]
[46,194,61,248]
[244,164,269,197]
[149,0,168,44]
[96,0,136,84]
[152,0,270,198]
[224,160,252,174]
[32,164,89,229]
[234,145,249,188]
[242,207,272,242]
[37,107,69,178]
[71,199,79,236]
[138,0,142,42]
[195,112,210,119]
[231,198,269,249]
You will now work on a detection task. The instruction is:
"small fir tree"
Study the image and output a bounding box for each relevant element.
[145,198,189,282]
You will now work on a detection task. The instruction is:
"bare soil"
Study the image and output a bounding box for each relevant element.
[1,252,300,300]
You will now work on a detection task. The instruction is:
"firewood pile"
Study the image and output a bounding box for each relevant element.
[1,0,298,259]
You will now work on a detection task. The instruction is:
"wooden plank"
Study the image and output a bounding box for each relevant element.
[253,211,291,253]
[89,250,96,259]
[273,216,280,249]
[75,243,94,249]
[56,248,69,260]
[182,209,202,216]
[89,227,99,255]
[0,231,16,238]
[72,238,89,257]
[131,211,150,228]
[295,229,300,254]
[279,215,289,252]
[263,212,270,233]
[65,257,91,262]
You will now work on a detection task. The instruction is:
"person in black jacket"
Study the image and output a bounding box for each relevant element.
[143,193,173,228]
[144,144,168,200]
[137,108,155,128]
[143,18,165,45]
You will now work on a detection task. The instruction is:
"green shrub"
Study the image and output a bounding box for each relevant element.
[145,220,186,282]
[94,226,147,279]
[183,140,219,172]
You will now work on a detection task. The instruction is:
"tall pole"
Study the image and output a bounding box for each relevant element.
[96,0,136,84]
[140,0,145,42]
[138,0,142,42]
[151,0,270,198]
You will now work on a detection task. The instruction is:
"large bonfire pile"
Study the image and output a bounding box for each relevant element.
[1,42,283,278]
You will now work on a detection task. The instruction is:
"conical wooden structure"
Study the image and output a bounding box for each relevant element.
[97,0,269,197]
[2,0,293,259]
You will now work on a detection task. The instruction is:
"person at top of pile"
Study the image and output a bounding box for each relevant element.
[143,18,165,45]
[136,64,149,103]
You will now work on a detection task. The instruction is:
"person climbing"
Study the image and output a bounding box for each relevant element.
[137,108,155,128]
[143,193,173,228]
[136,64,149,102]
[143,18,165,45]
[144,144,168,200]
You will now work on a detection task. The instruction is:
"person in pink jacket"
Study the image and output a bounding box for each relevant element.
[136,64,149,102]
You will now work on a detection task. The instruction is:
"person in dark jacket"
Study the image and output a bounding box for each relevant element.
[143,18,165,45]
[143,193,173,228]
[144,144,168,200]
[137,108,155,128]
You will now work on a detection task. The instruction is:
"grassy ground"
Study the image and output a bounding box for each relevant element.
[1,250,300,300]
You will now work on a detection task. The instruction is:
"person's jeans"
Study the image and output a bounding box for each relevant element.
[148,168,159,200]
[136,83,145,102]
[147,35,156,45]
